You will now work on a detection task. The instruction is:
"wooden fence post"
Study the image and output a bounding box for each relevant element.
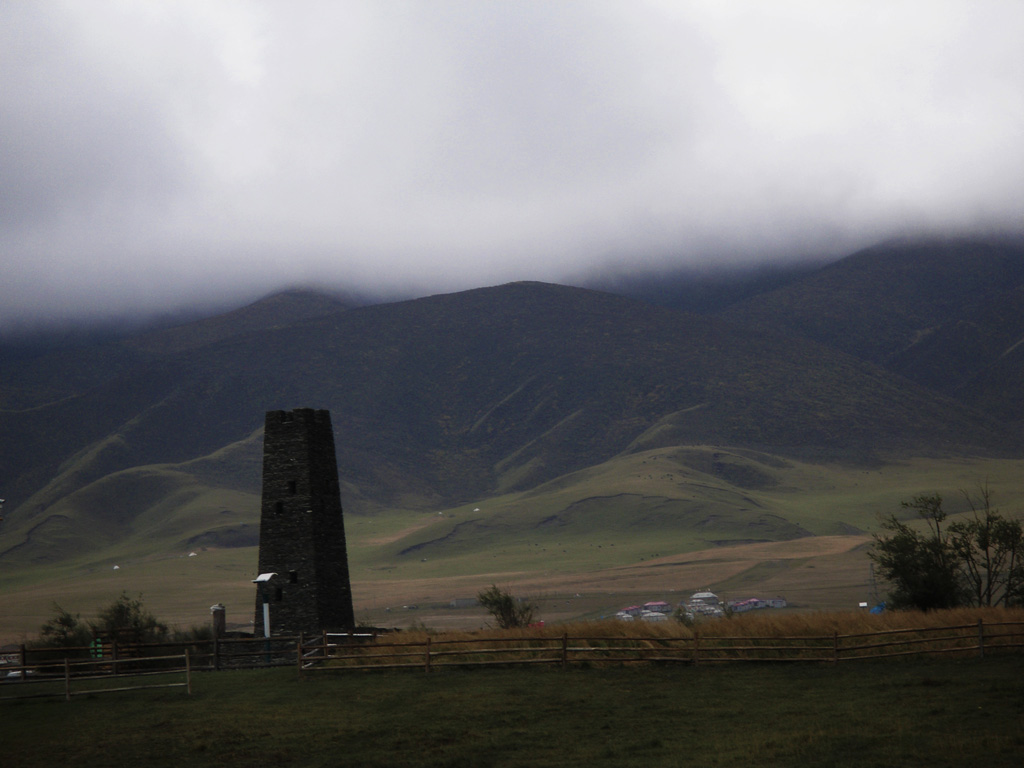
[185,649,192,695]
[64,658,71,701]
[561,633,568,669]
[425,636,432,674]
[19,643,26,671]
[833,631,839,664]
[693,633,699,666]
[977,619,985,659]
[213,635,220,671]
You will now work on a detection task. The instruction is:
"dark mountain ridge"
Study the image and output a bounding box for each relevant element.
[582,258,830,314]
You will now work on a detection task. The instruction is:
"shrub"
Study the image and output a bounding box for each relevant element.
[37,603,92,648]
[94,592,168,643]
[477,585,538,629]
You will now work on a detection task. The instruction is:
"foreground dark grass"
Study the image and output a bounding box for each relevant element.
[3,656,1023,768]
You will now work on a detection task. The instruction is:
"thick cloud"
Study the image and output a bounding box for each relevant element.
[2,1,1023,326]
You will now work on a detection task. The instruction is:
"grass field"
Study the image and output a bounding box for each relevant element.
[2,451,1023,642]
[2,655,1022,767]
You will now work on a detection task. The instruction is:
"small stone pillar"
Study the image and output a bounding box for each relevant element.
[210,603,226,638]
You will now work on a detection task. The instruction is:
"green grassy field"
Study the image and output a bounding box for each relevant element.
[2,451,1023,642]
[2,656,1022,767]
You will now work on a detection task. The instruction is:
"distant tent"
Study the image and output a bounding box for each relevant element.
[869,602,885,614]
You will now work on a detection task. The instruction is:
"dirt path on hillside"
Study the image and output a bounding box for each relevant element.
[362,514,454,546]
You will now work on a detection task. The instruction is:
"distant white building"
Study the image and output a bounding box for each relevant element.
[689,590,719,606]
[643,601,673,614]
[727,597,787,613]
[640,610,668,622]
[686,602,725,618]
[728,598,761,613]
[679,590,725,618]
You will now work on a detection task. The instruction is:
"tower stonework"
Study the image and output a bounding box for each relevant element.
[255,408,355,636]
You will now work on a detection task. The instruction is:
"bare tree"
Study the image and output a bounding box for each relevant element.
[948,485,1024,607]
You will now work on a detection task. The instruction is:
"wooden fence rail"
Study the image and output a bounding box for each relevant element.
[0,652,191,701]
[4,620,1022,696]
[9,636,303,673]
[297,619,1024,675]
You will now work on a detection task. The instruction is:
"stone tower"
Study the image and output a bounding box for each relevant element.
[254,408,355,636]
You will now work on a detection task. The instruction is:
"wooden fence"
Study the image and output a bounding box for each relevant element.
[7,635,301,674]
[298,619,1024,675]
[0,652,191,701]
[3,620,1022,698]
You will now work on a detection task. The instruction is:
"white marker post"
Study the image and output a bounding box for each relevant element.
[252,573,277,662]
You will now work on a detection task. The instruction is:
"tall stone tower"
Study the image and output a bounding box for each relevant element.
[254,408,355,636]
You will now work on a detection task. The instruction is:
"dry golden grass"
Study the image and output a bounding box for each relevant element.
[565,605,1024,639]
[310,606,1024,671]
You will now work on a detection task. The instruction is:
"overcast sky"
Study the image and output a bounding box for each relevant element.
[2,1,1023,328]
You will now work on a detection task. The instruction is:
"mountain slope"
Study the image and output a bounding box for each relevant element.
[887,284,1024,420]
[722,235,1024,422]
[1,281,1016,567]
